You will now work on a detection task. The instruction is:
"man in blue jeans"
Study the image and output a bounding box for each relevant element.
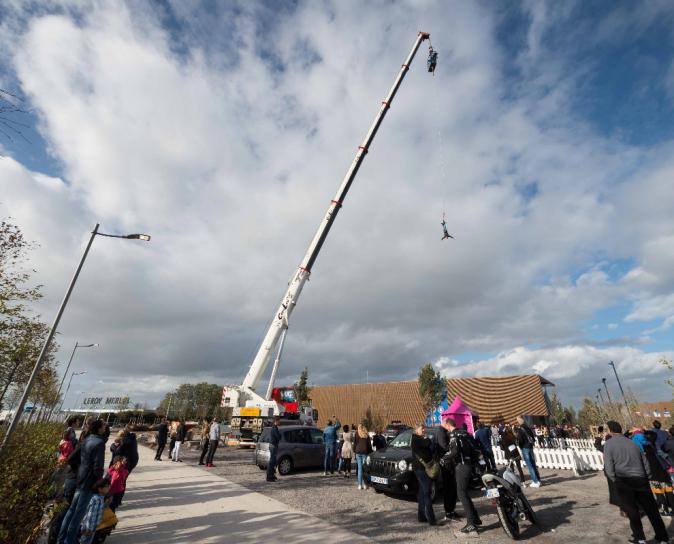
[57,419,106,544]
[323,416,341,475]
[516,416,541,487]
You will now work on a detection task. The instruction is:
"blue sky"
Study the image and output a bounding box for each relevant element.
[1,1,673,408]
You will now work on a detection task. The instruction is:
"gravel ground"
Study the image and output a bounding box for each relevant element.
[179,445,674,543]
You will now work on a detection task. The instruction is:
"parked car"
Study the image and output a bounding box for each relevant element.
[254,425,325,475]
[365,427,483,500]
[383,422,411,442]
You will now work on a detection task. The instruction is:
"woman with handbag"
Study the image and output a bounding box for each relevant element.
[411,423,437,525]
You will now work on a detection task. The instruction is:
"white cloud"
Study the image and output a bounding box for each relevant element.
[0,2,673,406]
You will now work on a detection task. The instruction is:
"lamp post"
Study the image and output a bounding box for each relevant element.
[0,223,150,455]
[61,371,86,413]
[601,377,613,405]
[49,342,98,420]
[597,388,606,406]
[609,361,632,426]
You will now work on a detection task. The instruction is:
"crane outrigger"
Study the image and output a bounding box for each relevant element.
[223,31,433,442]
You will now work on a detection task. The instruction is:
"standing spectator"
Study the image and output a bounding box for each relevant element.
[603,420,669,544]
[78,478,110,544]
[445,418,481,535]
[108,431,124,467]
[198,418,211,465]
[372,427,387,451]
[662,427,674,467]
[652,420,669,454]
[594,425,605,453]
[118,424,139,473]
[543,425,552,448]
[340,425,353,478]
[475,422,496,472]
[56,419,106,544]
[534,425,545,448]
[154,417,168,461]
[322,416,341,475]
[59,429,75,462]
[437,417,460,522]
[172,419,186,462]
[411,423,437,526]
[354,424,372,490]
[267,416,281,482]
[107,456,129,512]
[516,416,541,487]
[167,422,177,460]
[644,431,674,517]
[500,427,526,483]
[206,416,221,467]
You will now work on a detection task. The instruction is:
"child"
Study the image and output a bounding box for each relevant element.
[58,429,74,462]
[107,456,129,512]
[80,478,110,544]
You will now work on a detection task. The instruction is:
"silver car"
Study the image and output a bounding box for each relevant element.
[254,425,325,475]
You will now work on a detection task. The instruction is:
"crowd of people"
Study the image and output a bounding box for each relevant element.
[50,415,139,544]
[597,419,674,544]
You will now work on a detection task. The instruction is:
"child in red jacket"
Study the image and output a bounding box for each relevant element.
[107,456,129,512]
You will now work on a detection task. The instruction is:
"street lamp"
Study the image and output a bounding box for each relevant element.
[61,371,86,413]
[601,377,613,405]
[49,342,98,419]
[0,223,150,455]
[609,361,632,426]
[597,388,606,406]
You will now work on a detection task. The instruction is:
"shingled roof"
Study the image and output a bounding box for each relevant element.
[310,374,552,428]
[446,374,553,424]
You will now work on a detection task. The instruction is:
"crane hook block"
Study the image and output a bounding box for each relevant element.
[418,32,431,40]
[427,47,438,74]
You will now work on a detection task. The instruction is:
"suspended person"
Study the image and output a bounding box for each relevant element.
[500,427,526,484]
[154,417,169,461]
[198,418,211,465]
[354,424,372,490]
[427,46,438,74]
[437,417,460,522]
[205,416,221,467]
[603,420,669,544]
[516,416,541,487]
[444,418,481,535]
[411,423,437,526]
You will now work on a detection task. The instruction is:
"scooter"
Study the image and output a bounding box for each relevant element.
[481,460,538,539]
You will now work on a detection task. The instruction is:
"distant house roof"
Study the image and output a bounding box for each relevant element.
[310,374,553,428]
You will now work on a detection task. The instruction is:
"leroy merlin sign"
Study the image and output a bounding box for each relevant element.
[82,396,130,407]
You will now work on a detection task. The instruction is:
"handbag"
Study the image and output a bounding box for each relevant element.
[417,454,441,480]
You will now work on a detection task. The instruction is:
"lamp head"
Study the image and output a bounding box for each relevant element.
[125,234,151,241]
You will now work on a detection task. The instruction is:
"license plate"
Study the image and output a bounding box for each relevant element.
[370,476,388,485]
[486,488,500,498]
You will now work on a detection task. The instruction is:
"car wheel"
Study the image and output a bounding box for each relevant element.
[278,456,293,476]
[258,465,266,471]
[373,487,384,494]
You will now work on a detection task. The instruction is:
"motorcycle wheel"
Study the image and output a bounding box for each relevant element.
[496,497,520,539]
[520,493,538,525]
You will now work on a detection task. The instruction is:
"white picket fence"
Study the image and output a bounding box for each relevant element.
[493,446,604,476]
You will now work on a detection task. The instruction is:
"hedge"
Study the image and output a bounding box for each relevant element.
[0,422,62,543]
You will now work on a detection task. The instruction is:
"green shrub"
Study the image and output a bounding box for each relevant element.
[0,422,62,543]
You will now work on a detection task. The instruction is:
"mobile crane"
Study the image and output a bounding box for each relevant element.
[223,32,433,444]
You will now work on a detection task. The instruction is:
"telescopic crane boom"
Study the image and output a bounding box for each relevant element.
[223,32,432,418]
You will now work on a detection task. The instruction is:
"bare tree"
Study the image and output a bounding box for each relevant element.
[0,89,30,144]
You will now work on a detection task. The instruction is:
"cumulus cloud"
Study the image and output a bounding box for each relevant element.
[0,1,673,407]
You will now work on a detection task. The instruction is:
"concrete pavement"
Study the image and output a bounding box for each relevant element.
[107,444,372,543]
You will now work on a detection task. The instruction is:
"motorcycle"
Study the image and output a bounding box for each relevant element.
[481,460,538,539]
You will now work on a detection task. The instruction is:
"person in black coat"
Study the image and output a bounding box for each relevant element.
[118,426,139,472]
[411,423,437,526]
[155,417,169,461]
[437,419,460,521]
[644,430,674,516]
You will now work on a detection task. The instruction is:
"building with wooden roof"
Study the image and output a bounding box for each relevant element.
[310,374,553,428]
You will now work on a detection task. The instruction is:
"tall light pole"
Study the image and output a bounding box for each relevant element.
[49,342,98,420]
[60,371,86,413]
[0,223,150,455]
[609,361,632,426]
[601,377,613,405]
[597,388,606,405]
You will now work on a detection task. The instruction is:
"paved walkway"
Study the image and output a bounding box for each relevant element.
[107,444,372,544]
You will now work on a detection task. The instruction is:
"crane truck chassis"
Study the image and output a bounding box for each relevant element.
[221,32,432,443]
